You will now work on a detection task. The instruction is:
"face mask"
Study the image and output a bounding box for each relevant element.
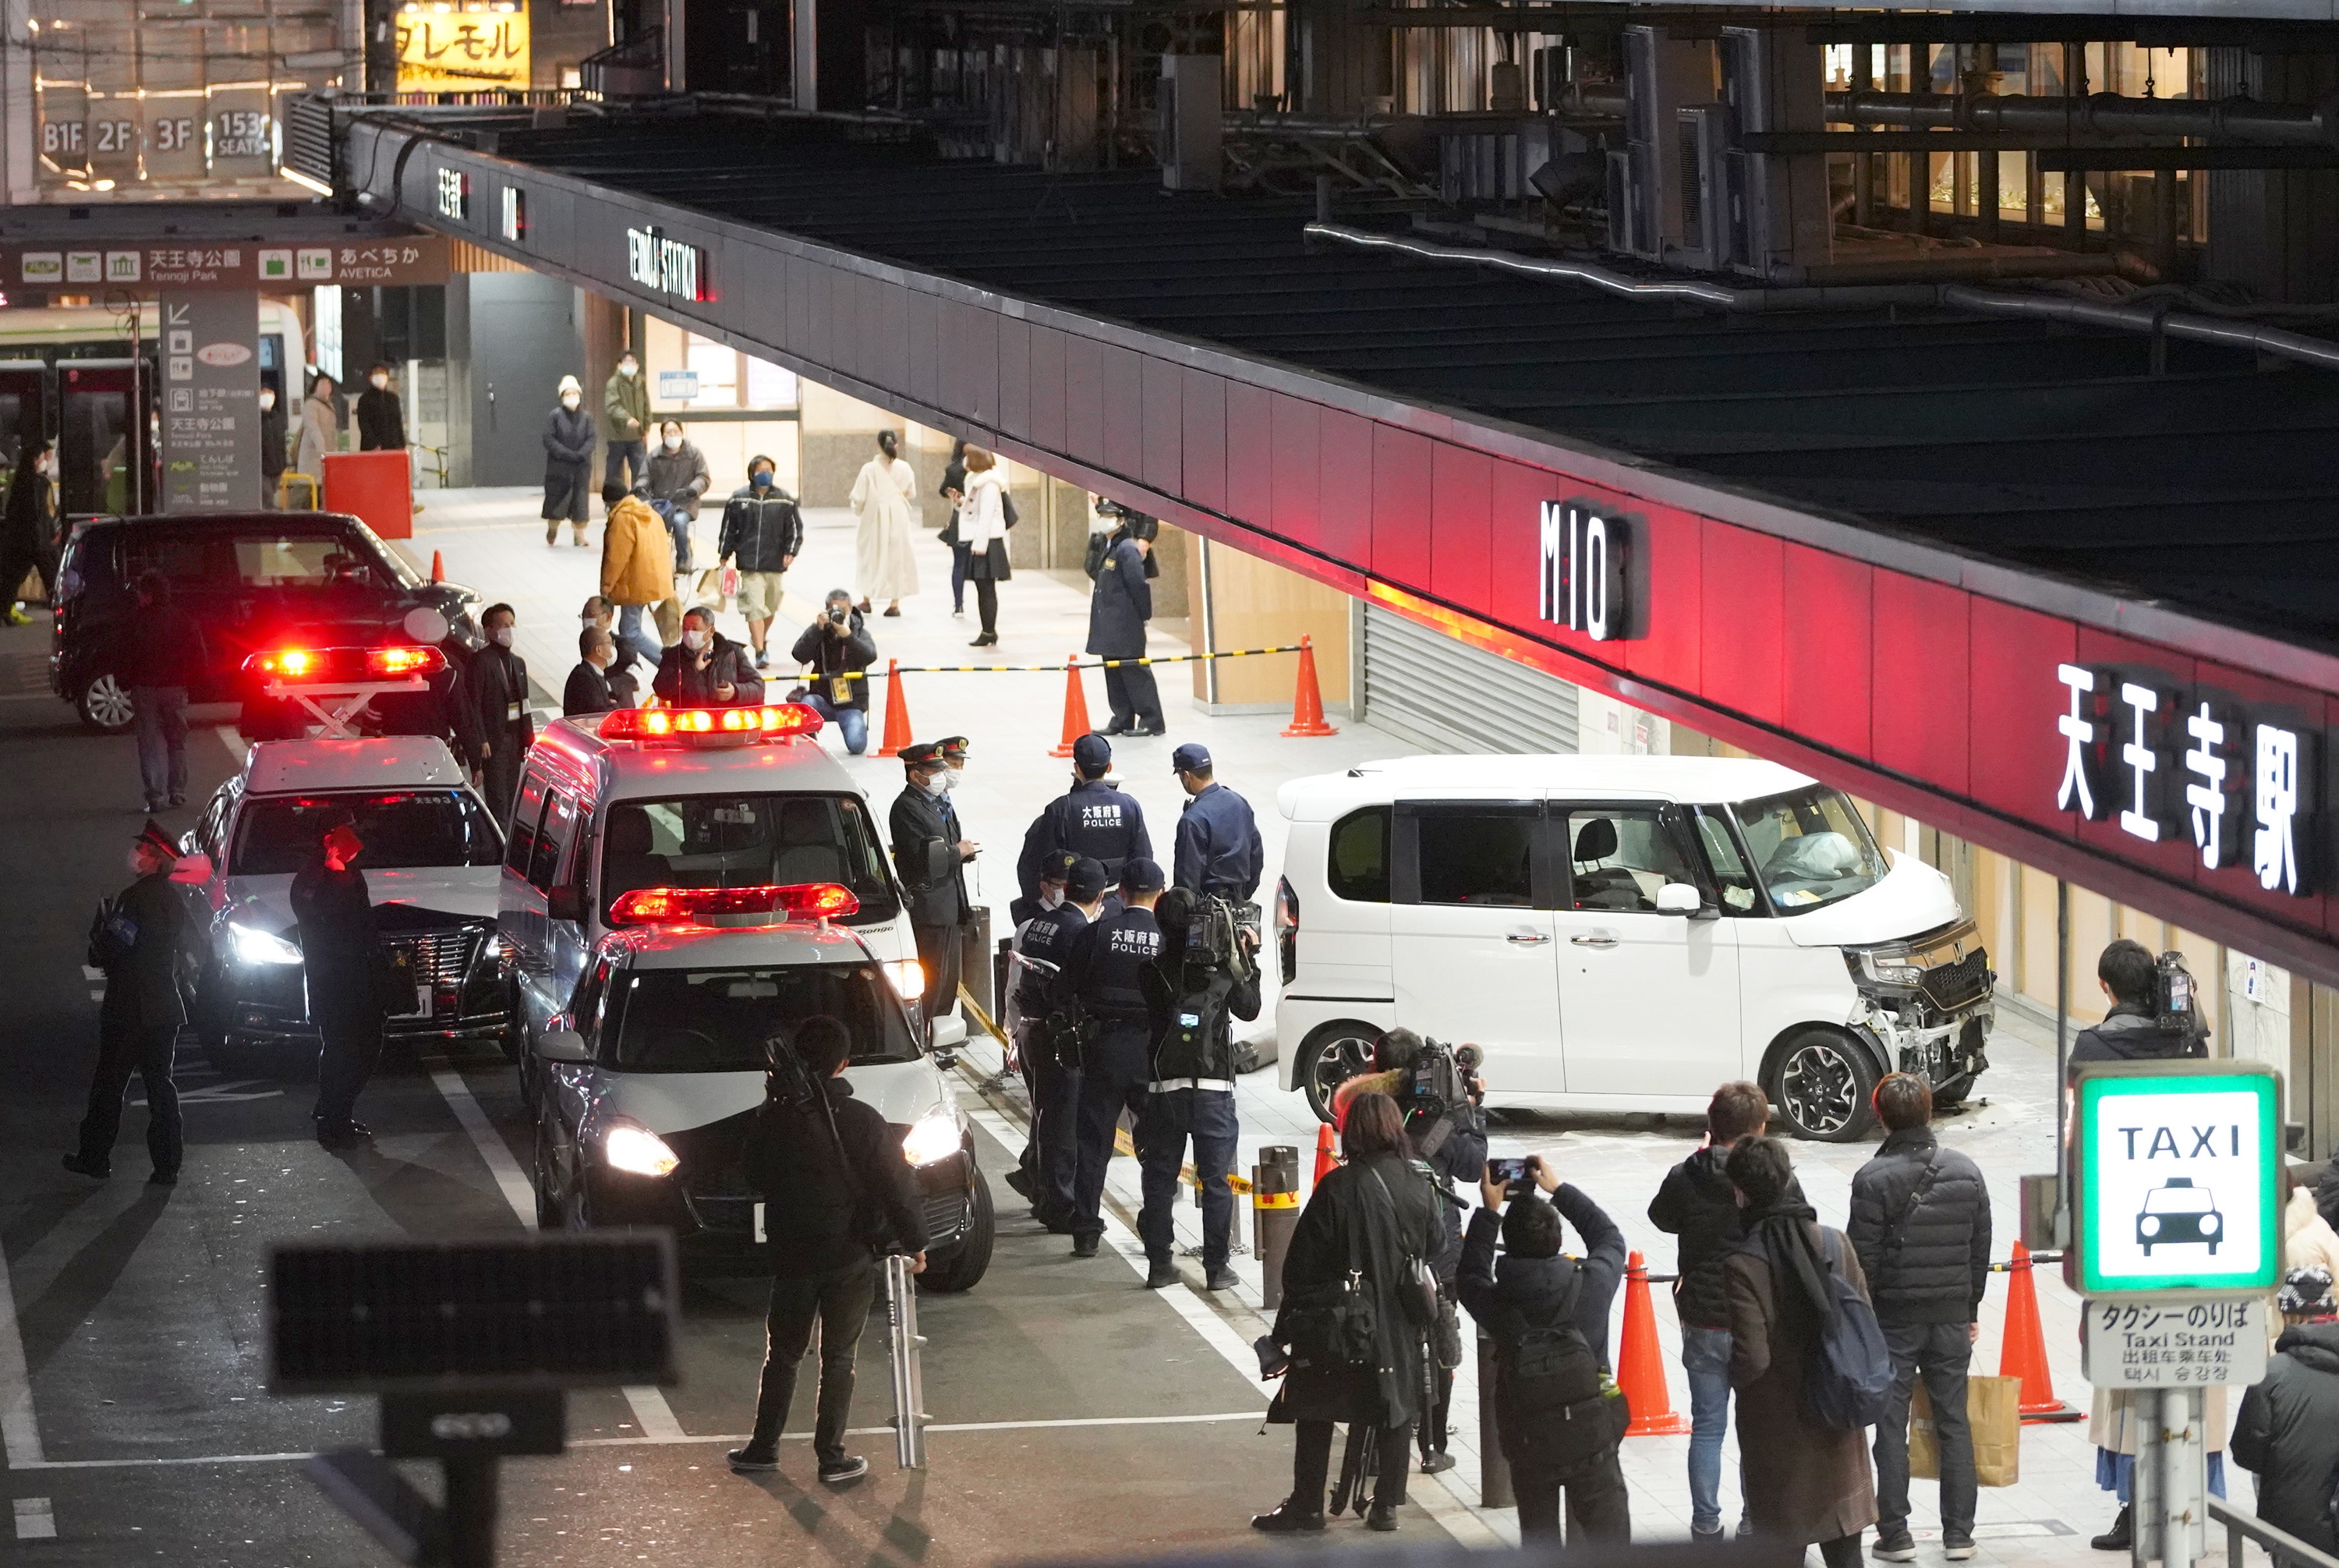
[918,771,949,798]
[370,373,388,390]
[490,626,514,648]
[1039,886,1064,911]
[751,471,773,488]
[662,434,682,451]
[128,848,152,875]
[258,391,276,411]
[942,766,962,791]
[681,628,709,652]
[618,363,637,378]
[561,394,580,411]
[580,614,596,628]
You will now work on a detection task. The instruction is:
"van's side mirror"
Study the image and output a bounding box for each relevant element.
[533,1028,592,1064]
[547,885,584,923]
[1654,883,1705,918]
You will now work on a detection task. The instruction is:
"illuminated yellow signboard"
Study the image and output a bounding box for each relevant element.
[396,9,532,94]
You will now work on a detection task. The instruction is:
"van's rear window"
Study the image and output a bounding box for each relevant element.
[233,790,503,874]
[598,792,900,924]
[604,964,920,1071]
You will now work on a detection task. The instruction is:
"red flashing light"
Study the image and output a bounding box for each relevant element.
[607,883,862,926]
[367,645,444,678]
[597,704,823,742]
[242,646,445,682]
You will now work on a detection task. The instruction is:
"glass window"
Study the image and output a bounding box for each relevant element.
[530,790,579,895]
[1328,806,1390,903]
[1731,787,1886,912]
[604,963,921,1071]
[234,535,347,588]
[1562,808,1694,913]
[231,790,503,876]
[123,535,233,590]
[507,774,548,880]
[1413,805,1537,907]
[598,793,901,924]
[1692,805,1760,915]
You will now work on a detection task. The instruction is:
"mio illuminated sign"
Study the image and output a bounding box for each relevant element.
[627,226,704,302]
[435,167,469,222]
[1538,500,1640,641]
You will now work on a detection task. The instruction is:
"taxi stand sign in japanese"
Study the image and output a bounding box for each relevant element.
[2070,1060,2282,1386]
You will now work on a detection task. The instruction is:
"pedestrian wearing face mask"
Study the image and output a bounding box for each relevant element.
[295,372,339,497]
[2,438,59,620]
[600,490,676,669]
[655,605,764,708]
[791,590,876,754]
[954,448,1012,647]
[65,819,202,1184]
[848,430,918,619]
[564,628,635,717]
[720,455,803,670]
[356,363,406,453]
[890,742,975,1039]
[543,375,597,547]
[257,384,287,507]
[470,603,533,823]
[646,419,710,579]
[603,350,649,494]
[293,815,397,1150]
[578,595,645,686]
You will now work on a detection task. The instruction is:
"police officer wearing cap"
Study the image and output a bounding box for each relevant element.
[1004,849,1078,1201]
[1088,512,1163,735]
[1171,743,1264,901]
[1011,855,1109,1228]
[1139,880,1262,1291]
[890,741,975,1035]
[1059,858,1166,1256]
[1017,732,1151,912]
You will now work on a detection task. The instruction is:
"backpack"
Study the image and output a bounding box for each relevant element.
[1804,1230,1895,1431]
[1497,1271,1630,1469]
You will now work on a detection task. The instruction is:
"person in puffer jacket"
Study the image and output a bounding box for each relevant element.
[2234,1266,2339,1562]
[1847,1073,1991,1563]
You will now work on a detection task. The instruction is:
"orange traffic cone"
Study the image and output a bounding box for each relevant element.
[1999,1241,2082,1422]
[1282,633,1338,738]
[430,550,444,584]
[875,660,915,759]
[1619,1251,1693,1435]
[1311,1121,1338,1187]
[1049,655,1095,759]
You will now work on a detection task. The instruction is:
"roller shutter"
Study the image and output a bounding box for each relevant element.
[1358,603,1578,756]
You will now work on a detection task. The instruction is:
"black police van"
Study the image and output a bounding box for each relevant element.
[49,511,483,731]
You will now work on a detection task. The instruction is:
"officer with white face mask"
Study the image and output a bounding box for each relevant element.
[469,602,533,824]
[889,741,977,1042]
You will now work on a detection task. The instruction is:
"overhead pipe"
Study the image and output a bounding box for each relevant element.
[1824,89,2339,148]
[1938,285,2339,371]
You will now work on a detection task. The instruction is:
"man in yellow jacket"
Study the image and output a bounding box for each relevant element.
[601,492,675,670]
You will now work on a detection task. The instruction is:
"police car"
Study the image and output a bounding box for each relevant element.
[178,732,510,1077]
[525,889,993,1289]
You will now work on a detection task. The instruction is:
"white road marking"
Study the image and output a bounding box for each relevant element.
[214,724,248,762]
[12,1497,55,1539]
[422,1055,687,1447]
[0,1216,45,1467]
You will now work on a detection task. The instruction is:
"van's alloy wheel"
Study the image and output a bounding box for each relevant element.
[1772,1031,1879,1142]
[1297,1024,1382,1125]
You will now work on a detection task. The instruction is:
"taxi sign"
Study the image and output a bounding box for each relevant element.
[2069,1060,2282,1298]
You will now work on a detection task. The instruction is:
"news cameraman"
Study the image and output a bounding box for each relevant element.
[1333,1029,1487,1472]
[1138,877,1262,1293]
[731,1016,927,1485]
[791,589,878,755]
[2067,938,2210,1079]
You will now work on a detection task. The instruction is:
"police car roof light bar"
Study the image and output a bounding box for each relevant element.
[240,646,448,739]
[607,881,861,926]
[596,704,824,743]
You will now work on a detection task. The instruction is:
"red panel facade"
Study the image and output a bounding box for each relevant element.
[1269,395,1321,554]
[1369,425,1432,591]
[1180,369,1226,515]
[1427,441,1491,612]
[1870,573,1970,799]
[1223,382,1273,528]
[1781,543,1874,763]
[1141,355,1182,497]
[1699,524,1785,726]
[1315,408,1375,569]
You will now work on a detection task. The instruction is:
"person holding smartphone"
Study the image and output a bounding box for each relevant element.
[791,589,878,754]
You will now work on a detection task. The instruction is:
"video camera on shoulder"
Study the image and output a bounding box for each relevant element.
[1181,894,1261,975]
[2156,949,2201,1037]
[1405,1035,1484,1117]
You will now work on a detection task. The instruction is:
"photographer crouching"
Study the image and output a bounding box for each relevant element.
[1332,1029,1488,1473]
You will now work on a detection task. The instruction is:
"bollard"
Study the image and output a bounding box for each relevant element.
[1476,1329,1513,1509]
[1253,1145,1300,1310]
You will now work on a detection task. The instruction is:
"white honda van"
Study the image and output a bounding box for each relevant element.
[1272,755,1994,1141]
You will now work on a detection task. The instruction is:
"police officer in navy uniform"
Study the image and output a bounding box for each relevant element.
[1003,849,1078,1205]
[1088,512,1163,735]
[889,741,975,1036]
[1012,855,1109,1229]
[1060,858,1166,1258]
[1171,743,1264,901]
[1016,732,1151,920]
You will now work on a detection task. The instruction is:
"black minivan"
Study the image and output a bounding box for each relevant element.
[49,511,483,731]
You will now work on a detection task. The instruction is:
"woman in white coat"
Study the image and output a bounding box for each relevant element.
[954,446,1012,646]
[847,430,919,617]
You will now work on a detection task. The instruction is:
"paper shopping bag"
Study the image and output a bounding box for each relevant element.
[1909,1375,2020,1487]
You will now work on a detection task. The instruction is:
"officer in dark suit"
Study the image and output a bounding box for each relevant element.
[293,816,393,1149]
[1088,515,1162,735]
[66,820,192,1184]
[889,741,975,1036]
[1171,743,1264,901]
[471,602,533,826]
[1010,855,1108,1228]
[1059,857,1166,1257]
[1014,732,1151,922]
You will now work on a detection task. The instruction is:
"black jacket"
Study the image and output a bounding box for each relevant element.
[122,603,207,689]
[562,660,635,717]
[259,398,288,482]
[741,1078,929,1278]
[790,613,877,713]
[1460,1185,1629,1370]
[542,405,596,473]
[371,653,485,769]
[1011,903,1088,1018]
[1272,1151,1446,1427]
[1063,906,1162,1027]
[1173,783,1263,901]
[470,642,534,743]
[99,869,188,1031]
[290,859,387,1024]
[890,785,970,928]
[1085,534,1152,659]
[653,634,766,708]
[1141,942,1261,1084]
[1017,780,1152,899]
[2068,1000,2209,1077]
[719,486,804,573]
[1650,1145,1747,1330]
[1846,1126,1991,1325]
[355,386,405,451]
[2235,1322,2339,1556]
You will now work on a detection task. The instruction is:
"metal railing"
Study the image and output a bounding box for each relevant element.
[2212,1496,2339,1568]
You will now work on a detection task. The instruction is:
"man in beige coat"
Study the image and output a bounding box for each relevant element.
[600,493,675,669]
